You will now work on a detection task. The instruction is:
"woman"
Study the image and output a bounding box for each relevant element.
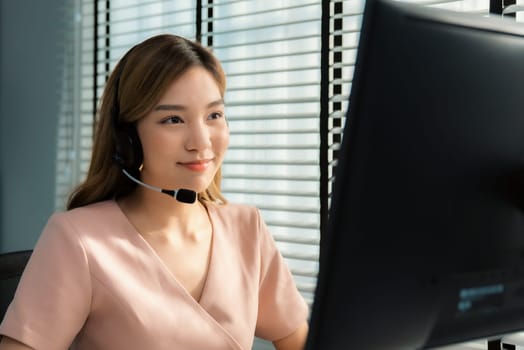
[0,34,309,350]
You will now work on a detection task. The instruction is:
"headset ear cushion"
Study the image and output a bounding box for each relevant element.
[113,126,143,170]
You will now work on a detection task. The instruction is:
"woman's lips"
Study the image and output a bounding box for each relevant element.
[179,159,212,172]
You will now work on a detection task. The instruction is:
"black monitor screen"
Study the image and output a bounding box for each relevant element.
[306,1,524,349]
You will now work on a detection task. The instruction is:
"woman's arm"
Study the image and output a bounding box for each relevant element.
[272,321,309,350]
[0,336,33,350]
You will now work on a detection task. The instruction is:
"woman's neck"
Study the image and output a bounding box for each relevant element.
[117,187,209,241]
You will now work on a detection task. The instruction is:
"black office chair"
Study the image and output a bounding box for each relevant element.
[0,250,32,319]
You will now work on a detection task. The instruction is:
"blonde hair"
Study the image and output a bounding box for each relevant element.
[67,35,227,210]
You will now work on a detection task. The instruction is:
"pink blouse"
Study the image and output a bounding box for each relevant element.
[0,200,308,349]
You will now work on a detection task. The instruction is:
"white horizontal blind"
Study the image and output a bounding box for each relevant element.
[201,0,322,307]
[55,0,95,211]
[94,0,197,107]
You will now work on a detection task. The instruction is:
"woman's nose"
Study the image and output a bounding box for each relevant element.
[184,122,211,151]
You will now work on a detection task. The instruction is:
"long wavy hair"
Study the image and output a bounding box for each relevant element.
[67,35,227,210]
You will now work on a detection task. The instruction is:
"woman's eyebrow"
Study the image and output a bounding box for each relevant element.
[154,98,224,111]
[207,98,225,108]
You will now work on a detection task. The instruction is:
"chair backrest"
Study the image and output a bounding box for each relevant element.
[0,250,32,319]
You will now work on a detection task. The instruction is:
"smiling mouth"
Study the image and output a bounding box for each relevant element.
[179,160,212,172]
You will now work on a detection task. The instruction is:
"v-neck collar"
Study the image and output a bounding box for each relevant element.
[112,200,245,348]
[112,199,216,306]
[113,200,243,349]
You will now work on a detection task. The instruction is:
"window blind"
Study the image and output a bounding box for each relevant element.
[55,0,95,210]
[93,0,197,114]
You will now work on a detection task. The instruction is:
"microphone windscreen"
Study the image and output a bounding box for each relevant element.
[176,189,197,204]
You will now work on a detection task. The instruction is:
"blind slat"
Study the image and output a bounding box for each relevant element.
[199,18,320,36]
[201,2,319,22]
[222,188,318,198]
[205,33,319,50]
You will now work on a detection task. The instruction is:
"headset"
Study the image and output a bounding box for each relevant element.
[109,51,196,204]
[111,53,143,171]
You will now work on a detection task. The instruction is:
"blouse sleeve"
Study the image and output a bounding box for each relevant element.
[254,209,309,341]
[0,212,92,350]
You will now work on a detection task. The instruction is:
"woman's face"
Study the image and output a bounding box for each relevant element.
[136,66,229,194]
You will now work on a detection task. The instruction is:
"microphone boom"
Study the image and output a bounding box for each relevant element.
[122,169,197,204]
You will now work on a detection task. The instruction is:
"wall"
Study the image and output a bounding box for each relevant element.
[0,0,65,252]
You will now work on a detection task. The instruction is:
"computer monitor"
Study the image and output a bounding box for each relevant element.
[306,1,524,349]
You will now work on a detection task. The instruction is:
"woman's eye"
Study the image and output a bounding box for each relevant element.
[162,116,183,124]
[208,112,223,120]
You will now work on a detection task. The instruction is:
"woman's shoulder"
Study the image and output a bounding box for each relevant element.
[206,201,260,223]
[59,199,117,216]
[205,202,267,238]
[49,200,122,233]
